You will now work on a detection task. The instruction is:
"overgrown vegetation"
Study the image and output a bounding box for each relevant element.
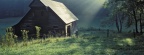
[21,30,29,42]
[21,30,29,46]
[1,27,18,47]
[1,0,144,55]
[35,26,41,39]
[0,28,144,55]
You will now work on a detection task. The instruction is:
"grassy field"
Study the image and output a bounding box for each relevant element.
[0,30,144,55]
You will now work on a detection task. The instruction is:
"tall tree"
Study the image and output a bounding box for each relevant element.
[102,0,126,33]
[104,0,144,33]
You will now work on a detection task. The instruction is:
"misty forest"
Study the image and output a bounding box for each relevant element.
[0,0,144,55]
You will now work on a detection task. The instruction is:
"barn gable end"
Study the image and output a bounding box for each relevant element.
[13,0,78,37]
[29,0,45,8]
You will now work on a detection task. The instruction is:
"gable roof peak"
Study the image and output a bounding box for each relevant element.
[40,0,78,24]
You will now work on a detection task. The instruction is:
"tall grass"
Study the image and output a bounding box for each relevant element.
[0,28,144,55]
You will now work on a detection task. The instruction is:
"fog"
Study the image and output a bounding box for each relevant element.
[57,0,108,28]
[0,0,109,28]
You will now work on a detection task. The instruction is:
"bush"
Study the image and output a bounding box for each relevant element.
[21,30,29,42]
[4,27,17,46]
[21,30,29,46]
[35,26,41,39]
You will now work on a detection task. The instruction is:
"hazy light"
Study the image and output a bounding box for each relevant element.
[57,0,106,28]
[78,0,106,28]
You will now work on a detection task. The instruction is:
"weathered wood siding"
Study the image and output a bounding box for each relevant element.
[13,10,36,37]
[13,0,77,37]
[13,7,66,37]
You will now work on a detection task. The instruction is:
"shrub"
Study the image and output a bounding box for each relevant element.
[4,27,17,46]
[35,26,41,39]
[21,30,29,42]
[21,30,29,46]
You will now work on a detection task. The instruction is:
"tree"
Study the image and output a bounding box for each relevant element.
[102,0,126,33]
[104,0,144,34]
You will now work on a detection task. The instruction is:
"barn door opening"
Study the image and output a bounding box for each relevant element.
[67,25,71,36]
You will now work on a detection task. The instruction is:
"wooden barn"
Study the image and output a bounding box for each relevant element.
[13,0,78,37]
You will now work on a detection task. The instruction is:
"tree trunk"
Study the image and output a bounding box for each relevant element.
[140,7,144,34]
[119,17,123,33]
[133,9,139,33]
[140,13,143,33]
[115,14,120,32]
[119,13,124,33]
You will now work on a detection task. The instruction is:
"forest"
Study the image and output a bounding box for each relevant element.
[101,0,144,34]
[0,0,144,55]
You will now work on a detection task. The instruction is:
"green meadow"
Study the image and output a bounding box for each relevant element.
[0,30,144,55]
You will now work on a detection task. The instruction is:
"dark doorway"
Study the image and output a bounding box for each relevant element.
[67,26,71,36]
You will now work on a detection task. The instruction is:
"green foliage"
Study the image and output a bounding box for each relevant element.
[103,0,144,33]
[21,30,29,46]
[0,30,144,55]
[35,26,41,39]
[4,27,18,46]
[1,27,17,46]
[21,30,29,42]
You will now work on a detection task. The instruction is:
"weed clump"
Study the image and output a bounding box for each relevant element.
[4,27,17,47]
[21,30,29,42]
[35,26,41,39]
[21,30,29,46]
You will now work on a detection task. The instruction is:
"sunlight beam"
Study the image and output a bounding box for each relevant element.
[78,0,106,28]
